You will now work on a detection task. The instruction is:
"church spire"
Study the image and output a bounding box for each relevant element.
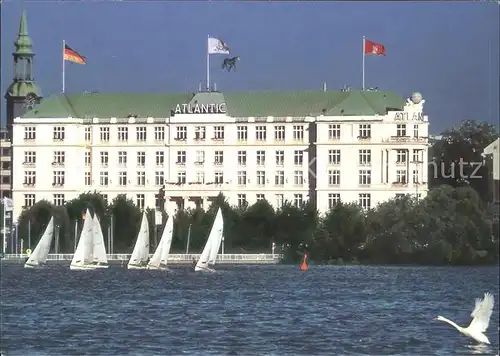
[14,10,34,57]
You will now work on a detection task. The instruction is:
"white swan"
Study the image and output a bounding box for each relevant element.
[434,292,495,344]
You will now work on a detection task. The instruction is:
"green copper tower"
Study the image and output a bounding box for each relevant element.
[5,10,42,133]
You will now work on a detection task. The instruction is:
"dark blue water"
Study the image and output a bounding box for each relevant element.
[1,264,499,356]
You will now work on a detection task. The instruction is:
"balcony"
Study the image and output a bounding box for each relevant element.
[176,161,186,166]
[22,162,35,168]
[194,161,204,166]
[51,161,65,168]
[392,181,408,188]
[23,183,35,188]
[52,182,65,188]
[389,136,411,142]
[213,161,223,167]
[357,136,371,142]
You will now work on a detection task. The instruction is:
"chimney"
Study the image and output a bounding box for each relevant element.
[213,82,217,92]
[198,82,202,92]
[323,82,327,92]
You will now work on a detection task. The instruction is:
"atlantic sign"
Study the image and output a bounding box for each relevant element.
[174,103,227,115]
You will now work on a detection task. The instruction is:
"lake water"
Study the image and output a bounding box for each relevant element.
[1,264,499,356]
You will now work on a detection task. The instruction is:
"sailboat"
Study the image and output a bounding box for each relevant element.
[147,215,174,271]
[24,217,55,268]
[194,208,224,273]
[70,209,97,270]
[91,216,109,268]
[127,212,150,270]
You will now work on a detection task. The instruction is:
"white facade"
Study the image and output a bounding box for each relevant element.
[11,93,429,219]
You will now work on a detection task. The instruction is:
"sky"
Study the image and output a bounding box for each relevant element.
[1,1,499,134]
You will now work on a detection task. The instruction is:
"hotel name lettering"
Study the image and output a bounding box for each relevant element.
[174,103,227,115]
[394,111,424,121]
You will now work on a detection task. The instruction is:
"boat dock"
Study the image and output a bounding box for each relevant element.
[1,253,283,265]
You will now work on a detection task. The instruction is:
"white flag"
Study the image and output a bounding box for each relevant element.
[2,197,13,212]
[208,37,230,54]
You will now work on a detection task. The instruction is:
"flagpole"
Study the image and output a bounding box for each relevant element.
[362,36,365,91]
[206,35,210,91]
[62,40,66,93]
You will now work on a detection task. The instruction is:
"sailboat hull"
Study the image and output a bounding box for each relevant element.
[194,265,215,273]
[146,265,171,271]
[70,264,98,271]
[24,263,44,269]
[127,264,147,270]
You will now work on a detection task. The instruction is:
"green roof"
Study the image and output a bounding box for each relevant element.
[22,90,406,119]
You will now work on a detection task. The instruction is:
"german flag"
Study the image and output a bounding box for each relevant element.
[64,44,86,64]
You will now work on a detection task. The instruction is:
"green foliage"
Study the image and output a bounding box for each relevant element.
[109,194,142,252]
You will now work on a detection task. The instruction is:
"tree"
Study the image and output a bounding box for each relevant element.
[17,200,71,252]
[109,194,141,251]
[429,119,499,201]
[145,208,168,252]
[237,199,275,251]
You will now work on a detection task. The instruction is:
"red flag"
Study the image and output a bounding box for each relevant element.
[364,39,386,56]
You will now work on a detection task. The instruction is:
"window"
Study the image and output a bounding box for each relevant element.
[214,172,224,184]
[412,149,421,163]
[395,193,406,199]
[274,125,285,141]
[195,126,206,140]
[100,172,109,186]
[358,124,371,138]
[196,172,205,183]
[24,126,36,140]
[237,194,247,208]
[396,149,407,163]
[176,126,187,140]
[84,127,91,142]
[396,124,407,137]
[294,194,303,207]
[359,170,371,186]
[136,194,145,210]
[237,171,247,186]
[154,126,165,142]
[293,125,304,141]
[328,124,340,140]
[177,151,186,164]
[413,170,419,184]
[1,162,10,171]
[213,126,224,140]
[275,171,284,186]
[24,194,35,208]
[155,171,165,186]
[137,151,146,167]
[256,126,267,141]
[275,151,284,166]
[237,126,247,141]
[85,172,91,186]
[53,151,65,166]
[118,127,128,141]
[85,152,91,166]
[118,151,127,166]
[118,171,127,186]
[136,171,145,186]
[1,147,10,156]
[53,127,65,141]
[294,170,303,185]
[328,193,341,209]
[256,150,265,166]
[100,152,109,167]
[53,194,65,206]
[24,171,36,186]
[156,151,164,167]
[413,124,419,138]
[359,149,371,165]
[328,170,340,186]
[24,151,36,164]
[257,171,266,186]
[237,151,247,166]
[294,150,303,166]
[328,150,340,165]
[177,171,186,184]
[276,194,284,208]
[195,151,204,165]
[256,194,265,201]
[359,193,371,210]
[396,170,407,184]
[214,151,224,165]
[136,126,147,142]
[53,171,65,186]
[100,127,110,142]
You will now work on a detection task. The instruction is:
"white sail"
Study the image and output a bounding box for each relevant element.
[24,217,55,268]
[207,209,224,265]
[195,208,223,272]
[128,212,150,269]
[148,216,173,269]
[92,216,108,265]
[70,209,94,269]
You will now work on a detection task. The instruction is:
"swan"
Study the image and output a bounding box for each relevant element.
[434,292,495,344]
